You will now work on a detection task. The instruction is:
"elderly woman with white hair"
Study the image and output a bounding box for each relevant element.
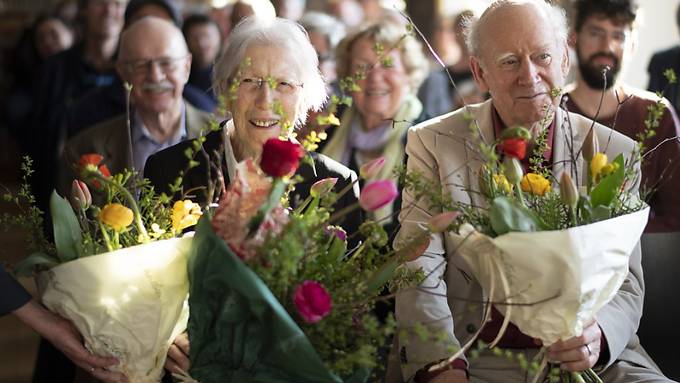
[144,15,361,378]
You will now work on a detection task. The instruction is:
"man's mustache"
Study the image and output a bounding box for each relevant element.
[141,81,174,92]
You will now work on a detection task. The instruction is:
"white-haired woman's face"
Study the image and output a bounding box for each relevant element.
[349,36,409,130]
[229,44,303,155]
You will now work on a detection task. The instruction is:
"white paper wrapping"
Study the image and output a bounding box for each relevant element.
[453,207,649,345]
[36,237,192,383]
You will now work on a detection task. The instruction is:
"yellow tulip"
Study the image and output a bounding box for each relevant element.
[172,200,202,232]
[100,203,134,231]
[520,173,551,196]
[493,174,513,194]
[601,161,619,176]
[590,152,608,180]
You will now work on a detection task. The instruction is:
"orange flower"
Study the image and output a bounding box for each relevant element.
[78,153,111,189]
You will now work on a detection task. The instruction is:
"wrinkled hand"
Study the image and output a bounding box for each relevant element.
[429,369,469,383]
[165,332,190,375]
[547,320,602,372]
[14,300,127,383]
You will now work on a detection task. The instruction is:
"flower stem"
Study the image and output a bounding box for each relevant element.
[97,220,113,252]
[513,182,527,207]
[329,201,360,224]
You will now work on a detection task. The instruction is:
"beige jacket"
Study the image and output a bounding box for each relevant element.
[390,99,654,381]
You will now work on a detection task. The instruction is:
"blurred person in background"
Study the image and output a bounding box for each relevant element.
[328,0,364,30]
[124,0,180,26]
[564,0,680,232]
[272,0,307,21]
[357,0,405,26]
[64,0,217,140]
[34,15,75,59]
[183,14,222,103]
[209,3,233,41]
[321,21,429,233]
[298,11,346,139]
[417,10,487,118]
[230,0,276,28]
[429,16,459,68]
[648,4,680,115]
[5,14,74,151]
[28,0,126,279]
[299,11,346,86]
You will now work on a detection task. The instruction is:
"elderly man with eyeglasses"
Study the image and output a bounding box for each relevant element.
[58,16,211,195]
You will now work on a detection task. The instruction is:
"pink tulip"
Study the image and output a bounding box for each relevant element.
[70,180,92,211]
[293,280,332,323]
[310,177,338,197]
[428,211,459,233]
[359,157,386,179]
[359,180,398,212]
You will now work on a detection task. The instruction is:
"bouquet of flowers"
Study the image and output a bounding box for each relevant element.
[402,108,650,382]
[4,155,202,383]
[180,138,430,383]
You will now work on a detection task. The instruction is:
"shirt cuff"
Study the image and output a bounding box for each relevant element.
[596,325,610,367]
[414,358,469,382]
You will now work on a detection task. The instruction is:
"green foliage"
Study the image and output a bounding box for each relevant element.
[50,191,82,262]
[489,197,541,235]
[0,157,56,269]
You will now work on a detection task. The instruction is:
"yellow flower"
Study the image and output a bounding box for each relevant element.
[172,200,202,233]
[520,173,551,196]
[100,203,134,231]
[590,152,608,180]
[493,174,513,194]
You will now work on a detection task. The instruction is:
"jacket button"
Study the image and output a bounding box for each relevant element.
[466,324,477,333]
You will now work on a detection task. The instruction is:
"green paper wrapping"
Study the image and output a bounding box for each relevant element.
[186,217,370,383]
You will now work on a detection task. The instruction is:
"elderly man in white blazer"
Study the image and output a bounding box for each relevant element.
[388,1,673,383]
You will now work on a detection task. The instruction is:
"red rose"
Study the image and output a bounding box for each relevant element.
[260,138,305,178]
[293,280,332,323]
[501,137,527,160]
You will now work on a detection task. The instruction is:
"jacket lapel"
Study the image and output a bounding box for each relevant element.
[553,107,587,186]
[185,101,211,139]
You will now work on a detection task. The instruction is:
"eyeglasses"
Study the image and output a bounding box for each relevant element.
[121,56,188,76]
[238,77,303,95]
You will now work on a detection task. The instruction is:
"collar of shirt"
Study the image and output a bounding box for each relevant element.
[491,105,556,170]
[131,102,187,173]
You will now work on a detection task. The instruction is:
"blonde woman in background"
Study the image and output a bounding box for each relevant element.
[321,21,429,233]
